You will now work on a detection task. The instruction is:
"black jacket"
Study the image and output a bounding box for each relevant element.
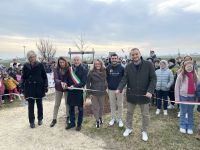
[118,60,156,104]
[21,62,48,99]
[66,64,87,106]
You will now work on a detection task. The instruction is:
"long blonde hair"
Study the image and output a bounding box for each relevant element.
[92,59,106,73]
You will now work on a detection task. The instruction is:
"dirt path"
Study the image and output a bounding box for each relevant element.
[0,98,107,150]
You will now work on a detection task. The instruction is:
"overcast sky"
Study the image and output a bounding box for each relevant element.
[0,0,200,59]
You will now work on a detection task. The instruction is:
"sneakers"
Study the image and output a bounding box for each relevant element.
[180,128,186,134]
[177,111,180,118]
[109,118,115,126]
[99,117,103,125]
[167,104,175,109]
[96,121,100,128]
[50,119,57,127]
[118,119,124,128]
[123,128,132,137]
[142,131,148,142]
[163,110,168,116]
[187,129,193,135]
[156,109,160,115]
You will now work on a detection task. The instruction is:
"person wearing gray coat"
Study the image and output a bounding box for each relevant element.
[116,48,156,141]
[86,59,107,128]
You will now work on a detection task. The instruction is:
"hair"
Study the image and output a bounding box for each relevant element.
[181,60,198,83]
[111,53,118,58]
[131,48,140,53]
[27,50,37,61]
[57,57,69,70]
[183,55,193,61]
[92,59,106,73]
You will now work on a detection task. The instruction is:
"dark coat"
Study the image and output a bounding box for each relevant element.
[118,60,157,104]
[86,69,107,96]
[54,67,68,92]
[21,62,48,99]
[66,64,87,106]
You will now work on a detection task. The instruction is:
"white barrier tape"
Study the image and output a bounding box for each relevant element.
[0,93,48,101]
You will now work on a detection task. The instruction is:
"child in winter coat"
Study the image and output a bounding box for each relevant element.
[3,73,19,102]
[0,72,5,106]
[155,60,174,115]
[175,60,198,135]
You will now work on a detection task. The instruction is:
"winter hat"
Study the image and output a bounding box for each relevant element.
[168,58,176,65]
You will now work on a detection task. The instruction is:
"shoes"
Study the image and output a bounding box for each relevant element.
[163,110,168,116]
[167,104,175,109]
[65,123,75,130]
[66,117,70,124]
[76,125,82,131]
[38,120,43,126]
[96,121,100,128]
[123,128,132,137]
[99,117,103,125]
[156,109,160,115]
[50,119,57,127]
[177,111,180,118]
[142,131,148,142]
[30,123,35,128]
[187,129,193,135]
[109,118,115,126]
[180,128,186,134]
[118,119,124,127]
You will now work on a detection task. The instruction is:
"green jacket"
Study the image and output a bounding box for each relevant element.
[118,60,157,104]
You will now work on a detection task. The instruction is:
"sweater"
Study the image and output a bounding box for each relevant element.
[175,73,197,101]
[106,64,124,90]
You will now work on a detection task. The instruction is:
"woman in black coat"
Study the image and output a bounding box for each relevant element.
[21,50,48,128]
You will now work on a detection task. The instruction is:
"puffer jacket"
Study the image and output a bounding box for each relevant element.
[155,68,174,91]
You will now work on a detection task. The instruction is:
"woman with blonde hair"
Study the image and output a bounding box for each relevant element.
[86,59,107,128]
[21,50,48,128]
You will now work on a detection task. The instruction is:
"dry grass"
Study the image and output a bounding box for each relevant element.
[82,106,200,150]
[1,94,200,150]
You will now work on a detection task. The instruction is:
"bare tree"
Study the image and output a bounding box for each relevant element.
[74,34,89,52]
[36,39,56,62]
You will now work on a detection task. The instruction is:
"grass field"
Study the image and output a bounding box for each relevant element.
[82,106,200,150]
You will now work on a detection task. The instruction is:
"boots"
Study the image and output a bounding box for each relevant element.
[50,119,57,127]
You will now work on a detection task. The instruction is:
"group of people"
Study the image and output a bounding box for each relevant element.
[1,48,200,142]
[0,61,23,106]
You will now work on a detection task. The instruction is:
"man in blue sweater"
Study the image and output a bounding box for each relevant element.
[106,53,124,127]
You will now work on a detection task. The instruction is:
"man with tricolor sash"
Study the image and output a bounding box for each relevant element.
[65,56,87,131]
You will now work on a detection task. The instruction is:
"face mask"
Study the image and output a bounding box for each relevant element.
[185,64,193,72]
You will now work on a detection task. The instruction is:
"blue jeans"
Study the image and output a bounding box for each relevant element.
[179,96,195,130]
[69,106,83,127]
[156,90,168,110]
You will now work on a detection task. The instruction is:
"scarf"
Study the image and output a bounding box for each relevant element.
[186,72,195,94]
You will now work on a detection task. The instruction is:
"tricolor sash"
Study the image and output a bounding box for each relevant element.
[69,66,81,84]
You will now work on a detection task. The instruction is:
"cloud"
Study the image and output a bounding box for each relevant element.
[0,0,200,59]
